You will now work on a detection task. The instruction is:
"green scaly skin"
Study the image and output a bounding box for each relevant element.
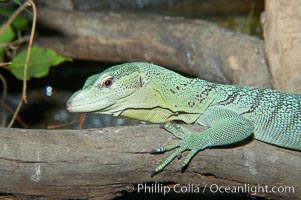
[67,62,301,176]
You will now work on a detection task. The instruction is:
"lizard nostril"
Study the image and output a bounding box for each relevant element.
[66,100,72,107]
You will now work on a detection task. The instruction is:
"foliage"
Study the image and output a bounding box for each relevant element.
[0,7,28,31]
[0,25,15,62]
[0,4,72,80]
[10,47,72,80]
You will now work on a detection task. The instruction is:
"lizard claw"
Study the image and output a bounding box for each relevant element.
[150,148,164,154]
[181,163,188,172]
[159,123,166,129]
[151,169,160,177]
[160,122,173,129]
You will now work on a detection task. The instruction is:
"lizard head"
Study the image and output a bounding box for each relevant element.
[67,62,202,123]
[66,62,164,115]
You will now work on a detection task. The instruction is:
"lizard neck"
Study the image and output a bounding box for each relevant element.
[119,77,219,124]
[157,77,219,114]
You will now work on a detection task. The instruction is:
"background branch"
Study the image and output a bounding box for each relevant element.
[35,7,271,88]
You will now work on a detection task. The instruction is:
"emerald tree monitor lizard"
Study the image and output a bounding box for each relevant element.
[66,62,301,176]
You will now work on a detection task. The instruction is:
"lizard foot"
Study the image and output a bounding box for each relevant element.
[150,123,206,177]
[150,108,255,177]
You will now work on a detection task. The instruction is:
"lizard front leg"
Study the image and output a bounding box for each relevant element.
[150,107,255,176]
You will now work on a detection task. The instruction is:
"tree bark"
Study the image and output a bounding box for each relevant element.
[262,1,301,93]
[0,126,300,199]
[35,7,271,88]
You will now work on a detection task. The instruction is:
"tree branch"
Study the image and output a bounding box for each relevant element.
[0,125,299,199]
[35,7,271,88]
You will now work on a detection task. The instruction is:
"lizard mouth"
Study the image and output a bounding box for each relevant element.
[66,85,136,114]
[66,94,113,113]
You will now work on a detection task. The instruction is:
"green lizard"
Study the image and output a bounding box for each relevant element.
[66,62,301,176]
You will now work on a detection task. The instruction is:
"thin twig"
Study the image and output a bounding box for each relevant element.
[0,35,30,49]
[47,120,80,129]
[21,0,37,102]
[80,113,86,130]
[0,0,31,35]
[0,74,7,101]
[0,62,12,67]
[1,102,28,128]
[0,73,8,127]
[8,36,31,59]
[8,0,37,128]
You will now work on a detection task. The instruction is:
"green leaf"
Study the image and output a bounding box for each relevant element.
[12,0,22,5]
[9,47,73,80]
[0,7,28,31]
[0,25,15,62]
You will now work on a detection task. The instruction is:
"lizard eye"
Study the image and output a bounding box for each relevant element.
[102,76,113,88]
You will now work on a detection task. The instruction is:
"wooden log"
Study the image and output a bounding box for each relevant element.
[0,125,300,199]
[262,1,301,93]
[35,7,272,88]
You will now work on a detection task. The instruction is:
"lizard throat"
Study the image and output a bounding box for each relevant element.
[120,107,200,124]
